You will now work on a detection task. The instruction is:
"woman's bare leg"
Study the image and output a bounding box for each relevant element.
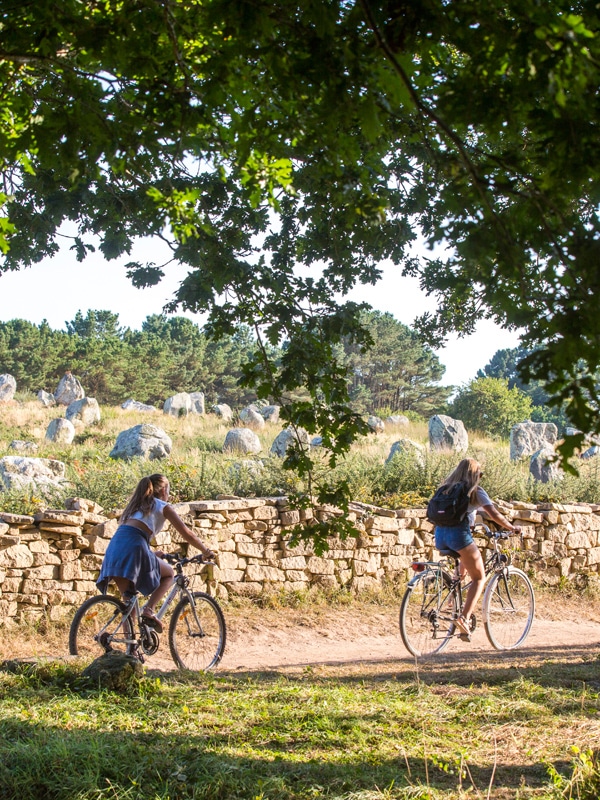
[457,542,486,621]
[144,559,174,613]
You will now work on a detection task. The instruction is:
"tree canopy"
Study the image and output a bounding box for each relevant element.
[1,0,599,504]
[449,376,533,439]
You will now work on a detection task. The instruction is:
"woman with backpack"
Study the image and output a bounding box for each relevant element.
[430,458,520,639]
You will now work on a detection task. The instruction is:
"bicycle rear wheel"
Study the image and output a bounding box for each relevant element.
[69,595,134,658]
[168,592,226,671]
[399,570,457,657]
[483,567,535,650]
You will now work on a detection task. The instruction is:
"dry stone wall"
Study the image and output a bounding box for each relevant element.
[1,497,600,625]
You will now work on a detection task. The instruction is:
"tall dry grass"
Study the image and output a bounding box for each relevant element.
[1,399,600,512]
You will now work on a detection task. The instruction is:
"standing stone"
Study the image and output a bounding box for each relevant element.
[530,446,562,483]
[212,403,233,422]
[581,445,599,460]
[66,397,101,427]
[510,421,558,461]
[45,418,76,444]
[189,392,205,414]
[386,415,409,427]
[0,374,16,403]
[37,390,56,408]
[223,428,262,454]
[110,424,172,460]
[121,399,157,412]
[428,414,469,452]
[261,405,280,423]
[0,456,66,491]
[239,407,265,430]
[9,441,38,453]
[386,439,426,466]
[367,415,385,434]
[163,392,192,417]
[54,372,85,406]
[270,426,310,457]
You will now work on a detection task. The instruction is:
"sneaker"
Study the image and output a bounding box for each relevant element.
[141,608,163,634]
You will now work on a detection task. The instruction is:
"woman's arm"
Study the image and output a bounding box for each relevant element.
[480,503,521,534]
[163,505,215,558]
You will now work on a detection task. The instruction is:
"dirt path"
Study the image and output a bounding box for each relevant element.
[138,597,600,675]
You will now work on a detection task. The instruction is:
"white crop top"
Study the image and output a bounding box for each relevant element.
[128,498,168,537]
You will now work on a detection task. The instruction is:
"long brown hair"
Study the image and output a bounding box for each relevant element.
[120,474,168,522]
[439,458,482,499]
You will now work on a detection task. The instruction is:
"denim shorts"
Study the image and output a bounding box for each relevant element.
[434,520,473,552]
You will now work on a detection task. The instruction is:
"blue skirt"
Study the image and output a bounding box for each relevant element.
[96,524,161,597]
[434,519,474,552]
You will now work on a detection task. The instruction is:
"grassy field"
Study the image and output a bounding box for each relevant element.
[0,588,599,800]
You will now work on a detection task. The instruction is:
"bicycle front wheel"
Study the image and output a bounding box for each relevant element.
[168,592,226,671]
[69,595,134,659]
[399,570,457,657]
[483,567,535,650]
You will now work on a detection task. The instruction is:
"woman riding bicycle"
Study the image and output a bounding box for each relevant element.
[433,458,520,638]
[97,473,214,633]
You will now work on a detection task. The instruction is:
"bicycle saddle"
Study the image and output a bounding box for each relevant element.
[438,548,461,560]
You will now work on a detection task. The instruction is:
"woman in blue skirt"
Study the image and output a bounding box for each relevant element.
[433,458,520,639]
[97,473,214,632]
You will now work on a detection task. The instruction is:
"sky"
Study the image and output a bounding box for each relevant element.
[0,236,521,388]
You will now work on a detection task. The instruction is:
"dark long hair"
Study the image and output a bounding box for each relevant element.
[120,474,167,522]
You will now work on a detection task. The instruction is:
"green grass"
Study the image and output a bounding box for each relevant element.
[0,649,598,800]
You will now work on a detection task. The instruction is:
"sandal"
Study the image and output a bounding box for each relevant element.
[454,614,471,640]
[141,607,163,633]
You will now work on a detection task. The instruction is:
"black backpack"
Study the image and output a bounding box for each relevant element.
[426,481,470,527]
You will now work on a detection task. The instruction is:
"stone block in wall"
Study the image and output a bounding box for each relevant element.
[246,565,286,581]
[0,534,20,549]
[0,599,18,618]
[353,556,378,576]
[59,549,81,563]
[60,561,83,581]
[35,510,85,527]
[29,539,49,554]
[16,593,39,604]
[81,554,103,570]
[350,575,380,592]
[285,570,309,582]
[236,542,264,558]
[280,510,300,526]
[217,551,240,570]
[246,521,268,532]
[0,523,8,535]
[279,555,307,570]
[227,581,262,596]
[214,568,245,582]
[2,578,22,593]
[306,557,335,575]
[566,532,591,549]
[229,510,254,522]
[0,544,34,569]
[514,510,544,523]
[25,565,59,580]
[541,510,559,524]
[397,530,417,546]
[74,580,98,592]
[545,527,567,543]
[253,506,279,520]
[338,569,352,585]
[86,535,109,554]
[587,547,600,565]
[314,575,338,589]
[383,554,413,571]
[0,512,34,526]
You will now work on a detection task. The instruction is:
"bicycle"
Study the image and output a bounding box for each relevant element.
[69,552,226,671]
[399,523,535,658]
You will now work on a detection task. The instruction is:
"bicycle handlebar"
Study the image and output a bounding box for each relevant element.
[472,523,521,540]
[162,552,215,567]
